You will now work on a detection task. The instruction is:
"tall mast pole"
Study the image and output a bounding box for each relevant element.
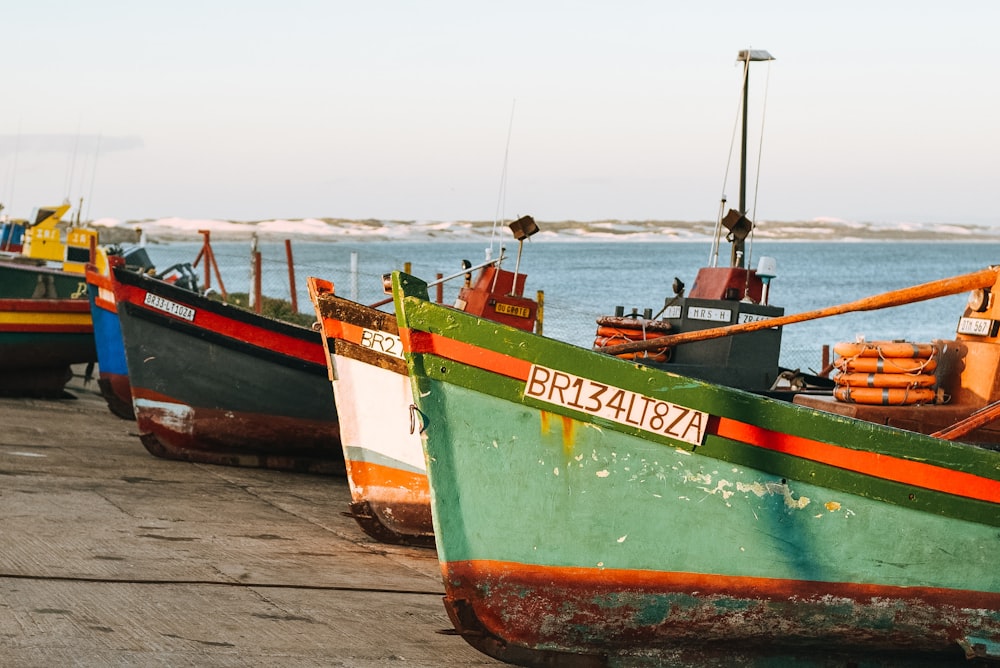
[733,49,774,268]
[739,56,751,221]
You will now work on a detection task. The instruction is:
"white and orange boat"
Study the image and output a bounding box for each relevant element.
[308,216,540,545]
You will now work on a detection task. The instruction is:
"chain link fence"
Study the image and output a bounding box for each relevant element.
[156,236,831,377]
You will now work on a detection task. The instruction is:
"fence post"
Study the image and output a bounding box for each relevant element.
[436,273,443,303]
[536,290,544,335]
[350,252,359,301]
[253,251,262,314]
[285,239,297,312]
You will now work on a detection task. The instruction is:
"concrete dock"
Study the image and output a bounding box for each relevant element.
[0,373,501,667]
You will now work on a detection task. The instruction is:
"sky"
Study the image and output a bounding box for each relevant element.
[3,1,999,226]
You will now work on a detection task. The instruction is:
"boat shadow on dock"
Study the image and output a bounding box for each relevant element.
[0,372,502,666]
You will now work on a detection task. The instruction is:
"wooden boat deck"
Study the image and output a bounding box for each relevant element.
[0,368,499,666]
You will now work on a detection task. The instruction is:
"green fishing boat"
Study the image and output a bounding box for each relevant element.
[392,267,1000,667]
[0,202,99,395]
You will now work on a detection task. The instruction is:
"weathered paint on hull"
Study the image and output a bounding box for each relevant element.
[98,373,134,420]
[309,281,433,545]
[114,268,343,474]
[133,391,344,473]
[392,272,1000,666]
[85,275,134,419]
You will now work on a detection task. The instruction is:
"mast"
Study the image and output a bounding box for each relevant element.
[732,48,774,268]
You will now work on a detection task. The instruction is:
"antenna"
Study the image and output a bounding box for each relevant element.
[490,98,517,258]
[5,121,22,214]
[65,123,82,200]
[85,133,102,223]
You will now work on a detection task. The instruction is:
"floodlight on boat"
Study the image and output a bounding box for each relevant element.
[737,49,774,63]
[507,215,539,296]
[969,287,992,313]
[508,215,539,241]
[721,209,753,241]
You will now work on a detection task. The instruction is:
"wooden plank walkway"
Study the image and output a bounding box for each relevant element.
[0,371,500,667]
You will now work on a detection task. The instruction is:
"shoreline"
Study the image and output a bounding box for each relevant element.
[93,218,1000,245]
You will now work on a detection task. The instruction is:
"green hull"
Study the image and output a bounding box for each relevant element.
[393,272,1000,666]
[0,259,89,299]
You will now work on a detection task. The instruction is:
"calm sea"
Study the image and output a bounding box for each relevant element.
[146,239,999,373]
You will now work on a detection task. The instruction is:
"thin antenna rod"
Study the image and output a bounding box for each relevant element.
[6,121,22,214]
[85,133,102,223]
[490,98,517,256]
[65,122,82,199]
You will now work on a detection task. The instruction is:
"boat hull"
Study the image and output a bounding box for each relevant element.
[114,267,343,474]
[85,269,134,419]
[310,283,433,545]
[0,261,95,396]
[392,272,1000,666]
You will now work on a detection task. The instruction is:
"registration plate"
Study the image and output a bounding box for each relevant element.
[524,364,708,446]
[360,328,404,359]
[495,302,531,319]
[687,306,731,323]
[738,312,773,325]
[143,292,195,321]
[957,317,996,336]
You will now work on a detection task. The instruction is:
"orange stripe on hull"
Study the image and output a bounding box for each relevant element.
[346,459,430,505]
[714,417,1000,504]
[404,327,1000,506]
[321,318,364,345]
[401,329,532,381]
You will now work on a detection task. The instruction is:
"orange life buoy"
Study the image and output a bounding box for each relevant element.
[595,326,665,340]
[834,356,937,374]
[594,335,633,346]
[834,372,937,389]
[594,337,671,363]
[832,341,937,359]
[595,316,672,332]
[833,385,937,405]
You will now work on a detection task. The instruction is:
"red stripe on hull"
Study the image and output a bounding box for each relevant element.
[115,281,324,364]
[0,298,90,313]
[0,324,93,334]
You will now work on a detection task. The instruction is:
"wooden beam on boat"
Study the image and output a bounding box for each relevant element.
[932,399,1000,441]
[599,266,1000,356]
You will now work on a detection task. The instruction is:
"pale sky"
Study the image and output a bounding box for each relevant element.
[3,1,998,225]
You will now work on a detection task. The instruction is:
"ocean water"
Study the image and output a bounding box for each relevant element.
[145,238,1000,373]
